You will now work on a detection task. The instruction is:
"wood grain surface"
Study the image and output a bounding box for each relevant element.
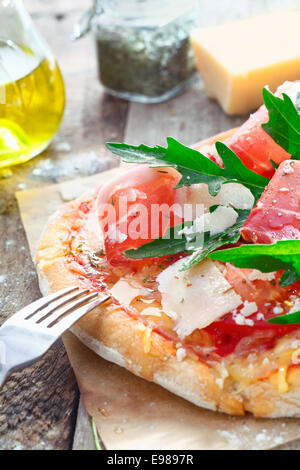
[0,0,299,450]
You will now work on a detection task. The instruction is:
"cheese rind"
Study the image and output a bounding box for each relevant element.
[157,258,242,338]
[191,11,300,115]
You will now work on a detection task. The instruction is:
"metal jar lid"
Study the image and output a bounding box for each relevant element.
[72,0,102,40]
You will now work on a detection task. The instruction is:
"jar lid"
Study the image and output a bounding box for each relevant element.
[72,0,103,40]
[73,0,199,39]
[100,0,199,24]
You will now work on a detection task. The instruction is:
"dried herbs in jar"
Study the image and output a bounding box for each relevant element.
[80,0,199,103]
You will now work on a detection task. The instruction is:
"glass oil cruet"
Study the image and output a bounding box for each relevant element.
[0,0,65,168]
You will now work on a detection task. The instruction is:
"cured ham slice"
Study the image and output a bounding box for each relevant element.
[97,165,182,265]
[194,81,300,179]
[241,160,300,244]
[224,82,300,178]
[224,105,289,179]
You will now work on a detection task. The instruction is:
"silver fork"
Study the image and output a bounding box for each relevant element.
[0,287,110,388]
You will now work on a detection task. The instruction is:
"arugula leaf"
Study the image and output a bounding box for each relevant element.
[179,207,250,271]
[262,88,300,159]
[214,142,269,201]
[124,221,193,259]
[208,240,300,287]
[268,310,300,325]
[107,139,226,196]
[269,159,279,170]
[297,92,300,114]
[124,209,249,270]
[179,229,241,272]
[107,138,269,200]
[279,267,299,287]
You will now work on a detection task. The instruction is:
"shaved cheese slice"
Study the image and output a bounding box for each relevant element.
[110,279,149,308]
[180,206,238,241]
[277,81,300,105]
[203,206,238,236]
[157,258,242,338]
[213,183,254,210]
[175,182,254,218]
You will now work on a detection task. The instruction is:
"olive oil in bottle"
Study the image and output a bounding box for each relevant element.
[0,43,65,168]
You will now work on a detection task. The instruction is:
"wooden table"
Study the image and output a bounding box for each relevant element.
[0,0,297,450]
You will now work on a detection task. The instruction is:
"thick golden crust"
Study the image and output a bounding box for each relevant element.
[35,133,300,418]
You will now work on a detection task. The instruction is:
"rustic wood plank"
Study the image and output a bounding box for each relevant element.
[72,401,96,451]
[0,0,128,450]
[125,79,245,146]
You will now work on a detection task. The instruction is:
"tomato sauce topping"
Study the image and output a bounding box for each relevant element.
[204,266,300,357]
[62,187,300,362]
[62,85,300,362]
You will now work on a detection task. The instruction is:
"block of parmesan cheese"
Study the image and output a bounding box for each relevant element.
[191,11,300,115]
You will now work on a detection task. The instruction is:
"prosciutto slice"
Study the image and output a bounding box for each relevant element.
[241,160,300,243]
[224,81,300,179]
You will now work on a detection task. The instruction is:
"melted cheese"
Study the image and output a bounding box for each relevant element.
[277,365,289,394]
[110,279,149,308]
[157,258,242,338]
[143,327,152,354]
[291,347,300,365]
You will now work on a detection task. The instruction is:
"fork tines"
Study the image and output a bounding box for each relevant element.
[9,287,110,332]
[0,287,110,388]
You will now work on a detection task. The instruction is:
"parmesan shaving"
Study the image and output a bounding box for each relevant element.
[157,258,242,338]
[110,279,149,308]
[247,270,275,282]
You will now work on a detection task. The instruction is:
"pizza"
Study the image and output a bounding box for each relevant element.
[36,81,300,417]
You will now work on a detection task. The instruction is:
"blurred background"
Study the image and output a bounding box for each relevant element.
[1,0,299,183]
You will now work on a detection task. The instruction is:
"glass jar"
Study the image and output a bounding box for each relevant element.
[75,0,199,103]
[0,0,65,168]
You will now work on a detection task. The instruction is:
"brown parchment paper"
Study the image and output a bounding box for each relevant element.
[16,170,300,450]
